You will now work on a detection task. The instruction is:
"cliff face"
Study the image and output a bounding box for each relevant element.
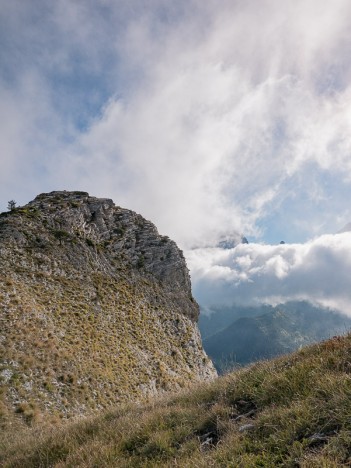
[0,191,216,422]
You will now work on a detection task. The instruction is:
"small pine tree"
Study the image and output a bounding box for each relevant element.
[7,200,16,211]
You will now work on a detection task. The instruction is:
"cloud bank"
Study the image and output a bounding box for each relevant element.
[1,1,351,247]
[187,232,351,316]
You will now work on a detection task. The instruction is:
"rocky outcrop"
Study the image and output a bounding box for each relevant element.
[0,191,216,422]
[216,234,248,249]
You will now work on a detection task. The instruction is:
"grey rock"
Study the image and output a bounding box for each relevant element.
[0,191,216,419]
[217,234,248,249]
[238,424,255,433]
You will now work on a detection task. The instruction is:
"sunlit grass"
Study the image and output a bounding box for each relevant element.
[2,334,351,466]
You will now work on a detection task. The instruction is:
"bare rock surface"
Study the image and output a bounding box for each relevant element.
[0,191,216,422]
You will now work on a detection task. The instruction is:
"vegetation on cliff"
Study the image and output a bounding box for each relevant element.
[0,191,215,423]
[2,333,351,466]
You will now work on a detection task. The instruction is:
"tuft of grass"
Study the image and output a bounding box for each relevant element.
[85,238,95,247]
[2,334,351,466]
[51,229,71,244]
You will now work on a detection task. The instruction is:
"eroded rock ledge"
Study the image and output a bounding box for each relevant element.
[0,191,216,421]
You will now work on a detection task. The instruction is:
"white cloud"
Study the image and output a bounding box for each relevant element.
[187,232,351,315]
[1,1,351,248]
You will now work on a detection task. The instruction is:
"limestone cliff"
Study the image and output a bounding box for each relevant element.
[0,191,216,422]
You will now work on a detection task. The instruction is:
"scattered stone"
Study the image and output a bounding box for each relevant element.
[307,433,329,446]
[239,424,255,433]
[234,409,256,421]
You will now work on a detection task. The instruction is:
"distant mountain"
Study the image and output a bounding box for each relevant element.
[202,302,351,373]
[216,234,248,249]
[199,304,275,339]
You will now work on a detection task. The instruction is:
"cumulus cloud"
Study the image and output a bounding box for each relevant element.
[1,1,351,247]
[187,232,351,315]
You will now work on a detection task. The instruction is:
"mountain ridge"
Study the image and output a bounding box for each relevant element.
[201,302,351,372]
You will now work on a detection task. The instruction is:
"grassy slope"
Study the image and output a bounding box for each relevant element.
[2,333,351,467]
[0,269,202,419]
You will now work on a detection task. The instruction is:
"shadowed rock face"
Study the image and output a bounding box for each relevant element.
[0,191,216,421]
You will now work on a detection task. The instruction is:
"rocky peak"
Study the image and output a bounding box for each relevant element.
[2,190,198,321]
[216,234,248,249]
[0,191,215,422]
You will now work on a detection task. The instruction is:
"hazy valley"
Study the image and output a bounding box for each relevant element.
[200,302,351,372]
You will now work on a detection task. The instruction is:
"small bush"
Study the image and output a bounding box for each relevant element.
[52,230,71,244]
[137,255,145,269]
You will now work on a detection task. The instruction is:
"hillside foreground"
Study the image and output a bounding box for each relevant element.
[2,333,351,467]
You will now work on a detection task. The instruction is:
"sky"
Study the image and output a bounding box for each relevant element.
[1,0,351,314]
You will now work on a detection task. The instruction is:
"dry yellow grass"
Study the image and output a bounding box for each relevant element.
[0,192,215,424]
[2,333,351,467]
